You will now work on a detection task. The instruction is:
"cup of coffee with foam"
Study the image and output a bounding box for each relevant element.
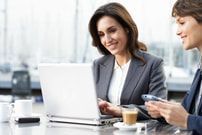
[122,107,138,125]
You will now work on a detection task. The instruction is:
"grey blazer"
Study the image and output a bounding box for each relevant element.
[93,50,167,105]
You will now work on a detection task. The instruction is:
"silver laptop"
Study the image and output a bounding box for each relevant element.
[38,63,121,125]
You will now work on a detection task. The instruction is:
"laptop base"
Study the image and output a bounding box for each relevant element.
[47,115,122,126]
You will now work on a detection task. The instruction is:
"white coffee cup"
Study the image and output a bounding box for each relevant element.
[13,100,32,117]
[0,102,12,122]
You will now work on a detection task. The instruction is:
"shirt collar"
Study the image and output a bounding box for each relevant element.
[114,59,131,70]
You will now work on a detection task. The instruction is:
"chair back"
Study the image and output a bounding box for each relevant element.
[11,70,31,96]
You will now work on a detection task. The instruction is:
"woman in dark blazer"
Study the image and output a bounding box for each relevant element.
[89,2,167,117]
[146,0,202,134]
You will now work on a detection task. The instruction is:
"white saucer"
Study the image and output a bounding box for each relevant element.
[113,122,145,131]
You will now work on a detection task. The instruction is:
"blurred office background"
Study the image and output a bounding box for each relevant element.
[0,0,199,101]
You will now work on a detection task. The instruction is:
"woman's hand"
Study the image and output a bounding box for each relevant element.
[146,100,189,128]
[156,101,189,128]
[98,99,122,117]
[145,101,162,118]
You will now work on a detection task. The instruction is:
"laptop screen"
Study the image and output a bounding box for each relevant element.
[38,63,101,120]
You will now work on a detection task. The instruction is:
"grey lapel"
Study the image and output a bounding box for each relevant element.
[98,56,114,100]
[121,52,145,104]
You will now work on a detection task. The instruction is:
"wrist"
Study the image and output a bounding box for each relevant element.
[115,106,122,116]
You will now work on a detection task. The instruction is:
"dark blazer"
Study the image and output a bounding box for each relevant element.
[93,50,167,105]
[182,69,202,135]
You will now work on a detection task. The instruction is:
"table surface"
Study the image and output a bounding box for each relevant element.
[0,118,192,135]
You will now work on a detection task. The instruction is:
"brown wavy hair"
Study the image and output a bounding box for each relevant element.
[88,2,146,62]
[172,0,202,23]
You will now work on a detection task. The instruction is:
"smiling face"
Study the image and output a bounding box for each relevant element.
[176,16,202,50]
[97,16,128,56]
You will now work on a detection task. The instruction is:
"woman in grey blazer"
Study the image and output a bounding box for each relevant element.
[88,2,167,117]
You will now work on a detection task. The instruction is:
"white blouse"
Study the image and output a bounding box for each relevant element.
[108,59,131,105]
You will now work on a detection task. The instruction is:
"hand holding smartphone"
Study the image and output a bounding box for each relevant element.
[141,94,165,102]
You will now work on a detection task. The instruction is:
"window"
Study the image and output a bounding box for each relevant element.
[0,0,198,91]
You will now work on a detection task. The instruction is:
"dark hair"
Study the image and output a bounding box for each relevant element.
[88,2,146,62]
[172,0,202,23]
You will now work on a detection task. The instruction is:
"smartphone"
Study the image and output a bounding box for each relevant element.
[15,116,40,123]
[141,94,164,102]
